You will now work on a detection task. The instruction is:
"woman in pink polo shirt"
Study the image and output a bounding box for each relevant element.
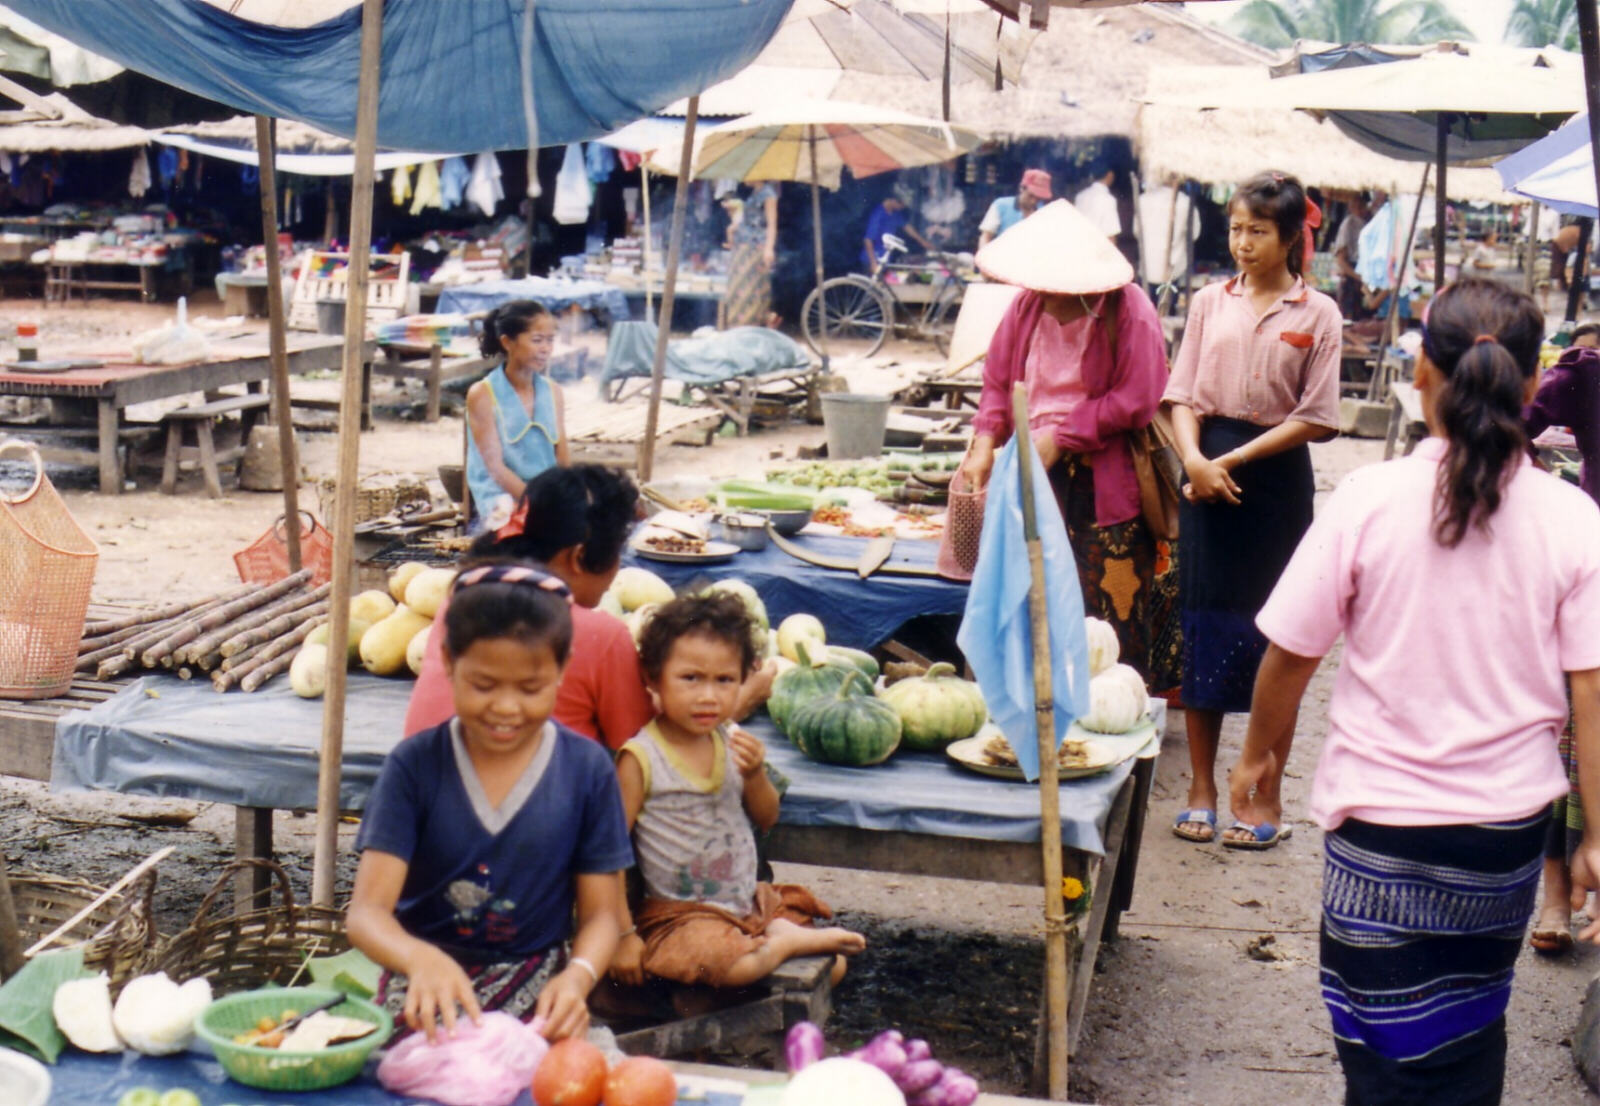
[1163,172,1341,846]
[1229,277,1600,1104]
[961,200,1179,691]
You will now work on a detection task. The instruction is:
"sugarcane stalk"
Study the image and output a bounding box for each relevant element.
[177,666,195,680]
[164,570,316,666]
[179,580,327,666]
[217,615,326,692]
[119,590,246,664]
[238,648,302,693]
[78,619,182,673]
[81,586,251,638]
[78,621,156,656]
[193,649,223,672]
[220,596,330,658]
[219,636,273,674]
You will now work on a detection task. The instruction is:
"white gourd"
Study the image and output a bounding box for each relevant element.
[1079,671,1147,734]
[1104,663,1149,704]
[111,973,212,1056]
[1084,617,1119,676]
[781,1057,905,1106]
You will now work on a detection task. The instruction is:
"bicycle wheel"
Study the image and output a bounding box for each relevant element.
[802,277,892,360]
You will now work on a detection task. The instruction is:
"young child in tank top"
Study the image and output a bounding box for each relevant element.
[607,594,865,990]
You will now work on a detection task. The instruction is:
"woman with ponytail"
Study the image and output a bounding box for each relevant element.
[1228,277,1600,1103]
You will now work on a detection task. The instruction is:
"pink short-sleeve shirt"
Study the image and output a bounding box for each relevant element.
[1257,438,1600,830]
[1164,275,1342,431]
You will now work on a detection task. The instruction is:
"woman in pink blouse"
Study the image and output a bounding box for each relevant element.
[961,200,1179,691]
[1228,277,1600,1104]
[1163,172,1341,847]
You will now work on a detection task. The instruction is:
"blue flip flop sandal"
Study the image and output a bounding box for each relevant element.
[1172,808,1217,843]
[1221,820,1292,850]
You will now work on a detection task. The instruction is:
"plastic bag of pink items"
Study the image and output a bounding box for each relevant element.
[376,1012,550,1106]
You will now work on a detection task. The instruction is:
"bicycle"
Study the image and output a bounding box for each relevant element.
[800,233,969,360]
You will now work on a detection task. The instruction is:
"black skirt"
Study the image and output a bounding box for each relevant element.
[1178,417,1314,712]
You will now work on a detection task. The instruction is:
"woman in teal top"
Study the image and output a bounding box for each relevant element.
[466,300,569,529]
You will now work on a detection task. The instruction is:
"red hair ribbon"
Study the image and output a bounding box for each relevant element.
[494,499,529,542]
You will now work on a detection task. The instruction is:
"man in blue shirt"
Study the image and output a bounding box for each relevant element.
[978,168,1052,248]
[862,185,932,272]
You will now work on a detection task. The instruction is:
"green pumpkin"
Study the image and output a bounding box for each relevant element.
[787,670,902,766]
[827,646,880,682]
[878,662,988,751]
[768,640,859,736]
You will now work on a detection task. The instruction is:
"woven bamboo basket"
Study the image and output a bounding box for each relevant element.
[0,440,99,698]
[154,859,349,996]
[11,869,161,987]
[316,473,430,527]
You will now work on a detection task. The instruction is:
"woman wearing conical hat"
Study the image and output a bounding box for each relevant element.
[960,199,1181,698]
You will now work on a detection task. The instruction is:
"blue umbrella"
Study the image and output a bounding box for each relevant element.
[0,0,790,151]
[1498,112,1600,217]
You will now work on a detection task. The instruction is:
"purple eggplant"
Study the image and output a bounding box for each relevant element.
[909,1067,980,1106]
[903,1038,932,1063]
[892,1058,945,1095]
[848,1030,909,1080]
[786,1021,826,1073]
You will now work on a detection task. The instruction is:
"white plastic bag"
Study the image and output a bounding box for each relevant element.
[132,297,211,365]
[552,143,592,226]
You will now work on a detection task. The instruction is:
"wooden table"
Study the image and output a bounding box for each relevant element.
[43,255,192,303]
[371,341,496,422]
[0,334,371,493]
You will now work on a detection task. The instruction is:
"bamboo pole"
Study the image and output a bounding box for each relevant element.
[641,164,654,323]
[1011,382,1069,1099]
[809,127,830,371]
[1524,201,1542,295]
[1434,112,1449,296]
[1155,183,1181,318]
[313,0,383,907]
[1367,169,1430,405]
[637,94,699,483]
[255,114,303,572]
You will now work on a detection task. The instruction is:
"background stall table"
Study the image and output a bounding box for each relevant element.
[623,533,965,650]
[435,275,630,326]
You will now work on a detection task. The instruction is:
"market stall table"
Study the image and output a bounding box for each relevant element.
[435,275,631,326]
[0,333,373,493]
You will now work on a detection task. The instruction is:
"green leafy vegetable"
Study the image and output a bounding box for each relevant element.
[307,947,381,1000]
[0,947,89,1063]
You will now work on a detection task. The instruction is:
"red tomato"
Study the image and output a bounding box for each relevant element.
[603,1056,677,1106]
[532,1038,608,1106]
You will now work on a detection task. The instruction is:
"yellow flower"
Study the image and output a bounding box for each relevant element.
[1061,877,1084,900]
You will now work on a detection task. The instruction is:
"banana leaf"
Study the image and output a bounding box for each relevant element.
[0,947,88,1063]
[306,947,381,1000]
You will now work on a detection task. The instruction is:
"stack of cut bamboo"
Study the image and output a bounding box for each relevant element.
[75,569,329,693]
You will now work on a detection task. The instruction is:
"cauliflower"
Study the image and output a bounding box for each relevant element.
[111,973,212,1056]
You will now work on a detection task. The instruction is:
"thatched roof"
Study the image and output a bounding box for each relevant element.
[1136,65,1515,202]
[828,5,1271,140]
[0,91,149,152]
[163,115,354,154]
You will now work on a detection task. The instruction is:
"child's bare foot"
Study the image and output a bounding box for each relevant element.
[768,917,866,958]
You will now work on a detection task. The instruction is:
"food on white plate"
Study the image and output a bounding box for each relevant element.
[52,972,122,1052]
[981,731,1094,770]
[111,972,211,1056]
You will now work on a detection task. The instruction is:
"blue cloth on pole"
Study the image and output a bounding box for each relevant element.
[3,0,790,153]
[436,277,630,325]
[1356,198,1398,290]
[956,436,1090,782]
[602,320,810,385]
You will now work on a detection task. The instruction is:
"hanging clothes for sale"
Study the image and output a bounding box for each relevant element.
[466,151,503,216]
[552,143,591,225]
[584,142,616,184]
[391,163,412,206]
[128,149,151,198]
[239,164,259,192]
[440,155,470,209]
[410,160,442,215]
[157,147,179,189]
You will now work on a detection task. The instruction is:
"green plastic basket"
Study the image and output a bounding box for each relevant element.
[193,985,393,1092]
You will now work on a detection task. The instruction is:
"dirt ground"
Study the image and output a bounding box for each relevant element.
[3,295,1598,1103]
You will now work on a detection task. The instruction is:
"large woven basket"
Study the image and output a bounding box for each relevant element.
[0,440,98,698]
[316,473,430,527]
[154,859,349,996]
[11,869,161,987]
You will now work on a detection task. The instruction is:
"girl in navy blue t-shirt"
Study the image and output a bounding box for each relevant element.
[348,564,633,1043]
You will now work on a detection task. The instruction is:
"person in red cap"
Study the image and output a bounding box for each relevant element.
[978,168,1051,247]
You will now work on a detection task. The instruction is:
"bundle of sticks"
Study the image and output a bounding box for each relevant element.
[76,568,329,693]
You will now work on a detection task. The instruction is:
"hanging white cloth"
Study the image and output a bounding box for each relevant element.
[552,143,591,225]
[467,151,504,217]
[128,149,151,198]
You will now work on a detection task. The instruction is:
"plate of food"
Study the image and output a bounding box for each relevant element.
[946,726,1120,781]
[632,533,740,564]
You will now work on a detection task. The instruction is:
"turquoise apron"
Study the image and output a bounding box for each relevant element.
[465,366,559,524]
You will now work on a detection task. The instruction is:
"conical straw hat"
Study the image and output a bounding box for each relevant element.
[975,199,1134,295]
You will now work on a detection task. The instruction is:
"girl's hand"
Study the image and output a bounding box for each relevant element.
[609,934,647,986]
[1183,455,1241,505]
[730,728,766,778]
[535,966,593,1041]
[960,438,995,489]
[403,945,482,1043]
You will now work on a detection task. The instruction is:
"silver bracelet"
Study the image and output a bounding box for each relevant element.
[568,956,599,985]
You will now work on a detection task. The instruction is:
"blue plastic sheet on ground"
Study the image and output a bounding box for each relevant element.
[622,532,967,650]
[435,278,630,326]
[48,1048,749,1106]
[957,437,1090,783]
[601,321,811,385]
[3,0,790,153]
[52,673,413,810]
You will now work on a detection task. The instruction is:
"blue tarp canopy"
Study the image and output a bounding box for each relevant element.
[1,0,791,152]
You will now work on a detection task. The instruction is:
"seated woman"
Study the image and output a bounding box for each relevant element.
[609,595,865,992]
[406,465,653,749]
[348,565,630,1043]
[465,300,569,530]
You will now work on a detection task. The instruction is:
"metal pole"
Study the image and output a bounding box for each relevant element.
[809,128,830,371]
[1012,383,1068,1100]
[1434,112,1449,296]
[641,164,654,323]
[1574,0,1600,321]
[638,94,698,483]
[311,0,382,907]
[254,115,301,572]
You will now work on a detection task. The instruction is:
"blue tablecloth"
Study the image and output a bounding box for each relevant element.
[48,1049,749,1106]
[435,277,630,325]
[623,533,967,650]
[50,675,1146,854]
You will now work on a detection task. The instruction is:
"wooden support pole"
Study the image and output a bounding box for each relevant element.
[1524,201,1542,295]
[1434,112,1449,296]
[312,0,383,907]
[255,114,302,572]
[1368,169,1430,405]
[641,164,654,323]
[809,128,830,371]
[638,94,699,483]
[1012,383,1069,1100]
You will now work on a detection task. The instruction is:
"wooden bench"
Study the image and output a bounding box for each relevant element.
[1384,380,1428,460]
[0,421,160,485]
[611,954,836,1058]
[160,392,272,498]
[371,343,497,422]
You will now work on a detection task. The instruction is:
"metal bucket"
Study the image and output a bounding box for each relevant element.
[820,393,890,460]
[314,299,346,336]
